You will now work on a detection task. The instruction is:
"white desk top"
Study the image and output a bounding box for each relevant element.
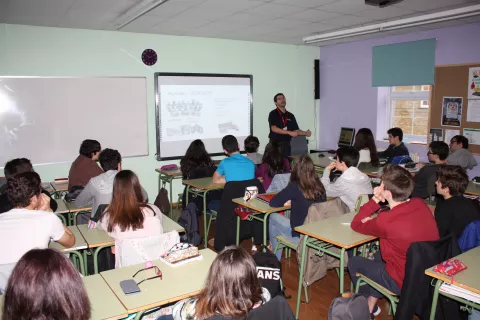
[49,226,87,252]
[84,274,128,320]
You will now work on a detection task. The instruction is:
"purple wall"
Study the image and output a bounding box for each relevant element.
[319,22,480,175]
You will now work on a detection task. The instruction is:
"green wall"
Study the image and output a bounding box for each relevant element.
[0,24,319,200]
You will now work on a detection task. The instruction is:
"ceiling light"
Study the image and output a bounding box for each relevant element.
[303,4,480,44]
[114,0,169,30]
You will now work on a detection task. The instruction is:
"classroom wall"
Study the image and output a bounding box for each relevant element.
[318,22,480,177]
[0,24,319,199]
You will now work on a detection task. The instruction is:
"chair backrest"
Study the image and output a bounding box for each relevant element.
[458,219,480,252]
[426,173,437,197]
[115,231,180,268]
[266,173,291,193]
[354,194,370,213]
[305,197,349,224]
[290,136,308,156]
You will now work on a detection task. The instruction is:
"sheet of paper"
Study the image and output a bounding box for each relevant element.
[463,128,480,145]
[467,100,480,122]
[468,67,480,100]
[444,129,460,144]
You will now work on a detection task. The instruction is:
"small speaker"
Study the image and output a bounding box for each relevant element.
[314,59,320,100]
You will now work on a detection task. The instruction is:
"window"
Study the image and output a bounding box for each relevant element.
[387,85,431,144]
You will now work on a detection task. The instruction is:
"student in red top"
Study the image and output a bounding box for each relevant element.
[348,164,439,318]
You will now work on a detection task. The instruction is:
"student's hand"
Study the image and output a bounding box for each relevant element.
[305,129,312,137]
[372,185,385,204]
[38,194,52,212]
[289,131,298,137]
[283,200,291,207]
[416,163,425,168]
[326,162,336,171]
[361,216,373,223]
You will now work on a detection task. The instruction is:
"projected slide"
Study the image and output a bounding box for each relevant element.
[155,74,252,159]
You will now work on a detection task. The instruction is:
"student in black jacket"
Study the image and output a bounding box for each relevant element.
[269,155,326,260]
[434,166,480,238]
[411,141,449,199]
[378,127,409,163]
[0,158,57,214]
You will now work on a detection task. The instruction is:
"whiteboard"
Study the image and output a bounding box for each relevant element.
[0,77,148,166]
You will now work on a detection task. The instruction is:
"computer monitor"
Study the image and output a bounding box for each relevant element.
[338,127,355,147]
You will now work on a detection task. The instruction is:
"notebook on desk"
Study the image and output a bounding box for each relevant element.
[257,194,275,204]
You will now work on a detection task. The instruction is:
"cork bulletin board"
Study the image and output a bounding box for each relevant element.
[430,63,480,154]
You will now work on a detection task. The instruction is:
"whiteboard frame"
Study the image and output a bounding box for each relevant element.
[154,72,254,161]
[0,76,149,167]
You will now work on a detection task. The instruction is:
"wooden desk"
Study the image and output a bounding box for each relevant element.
[183,178,224,248]
[466,181,480,196]
[232,196,290,246]
[65,201,92,226]
[294,213,377,318]
[163,215,185,233]
[41,182,54,193]
[155,168,183,218]
[50,180,69,199]
[84,274,128,320]
[78,224,115,275]
[100,249,217,318]
[49,226,87,275]
[425,247,480,320]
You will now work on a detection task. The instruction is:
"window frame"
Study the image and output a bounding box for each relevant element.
[386,87,431,144]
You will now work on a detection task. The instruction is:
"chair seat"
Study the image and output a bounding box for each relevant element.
[356,272,399,296]
[208,209,218,216]
[275,235,298,249]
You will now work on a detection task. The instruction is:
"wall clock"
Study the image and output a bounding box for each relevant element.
[141,49,157,66]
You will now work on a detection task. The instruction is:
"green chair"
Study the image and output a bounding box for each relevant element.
[355,273,400,315]
[273,235,310,303]
[206,209,217,240]
[354,194,370,213]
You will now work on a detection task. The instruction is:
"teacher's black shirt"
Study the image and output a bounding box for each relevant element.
[268,108,299,142]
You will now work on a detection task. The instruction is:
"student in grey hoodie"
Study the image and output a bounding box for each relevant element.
[447,135,477,170]
[75,148,122,217]
[75,149,149,219]
[321,146,373,211]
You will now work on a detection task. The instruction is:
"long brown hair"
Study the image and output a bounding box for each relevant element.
[290,155,326,200]
[353,128,379,167]
[104,170,151,232]
[195,247,263,319]
[2,249,91,320]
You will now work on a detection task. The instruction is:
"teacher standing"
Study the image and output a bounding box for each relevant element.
[268,93,311,158]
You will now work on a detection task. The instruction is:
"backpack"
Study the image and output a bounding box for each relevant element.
[252,246,283,298]
[178,202,201,246]
[64,186,84,202]
[154,187,171,216]
[328,292,370,320]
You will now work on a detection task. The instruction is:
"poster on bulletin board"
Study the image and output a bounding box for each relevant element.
[441,97,463,127]
[468,67,480,99]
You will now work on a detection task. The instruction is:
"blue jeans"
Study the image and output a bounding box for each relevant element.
[269,213,299,260]
[470,310,480,320]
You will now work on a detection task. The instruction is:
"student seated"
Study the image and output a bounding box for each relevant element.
[269,155,326,260]
[353,128,380,167]
[411,141,449,199]
[98,170,164,267]
[180,139,216,180]
[0,158,57,214]
[348,164,439,318]
[154,247,271,320]
[378,127,409,163]
[447,135,478,170]
[435,166,480,239]
[321,146,373,211]
[0,172,75,291]
[245,135,263,165]
[68,139,103,190]
[255,141,291,191]
[2,249,90,320]
[212,135,255,185]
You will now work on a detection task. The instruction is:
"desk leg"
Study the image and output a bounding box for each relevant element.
[430,279,443,320]
[339,248,345,294]
[69,250,86,276]
[203,190,208,249]
[263,212,272,247]
[236,216,240,246]
[168,176,174,219]
[296,235,309,319]
[94,245,114,274]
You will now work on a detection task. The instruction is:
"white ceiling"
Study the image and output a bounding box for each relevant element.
[1,0,480,46]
